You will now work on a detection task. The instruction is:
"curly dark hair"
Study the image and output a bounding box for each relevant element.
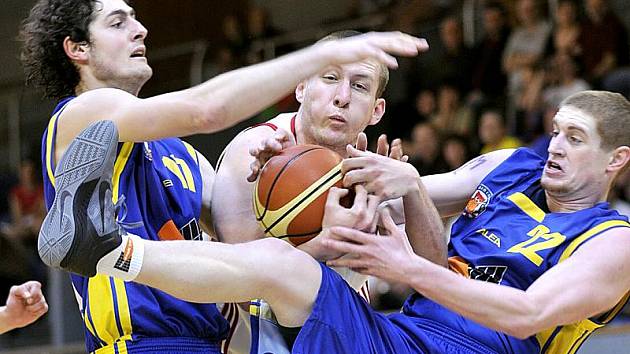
[20,0,100,99]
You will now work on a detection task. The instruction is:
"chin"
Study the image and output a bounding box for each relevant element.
[540,178,569,194]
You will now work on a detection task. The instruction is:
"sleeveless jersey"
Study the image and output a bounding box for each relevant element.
[403,148,630,354]
[42,97,229,353]
[216,113,370,354]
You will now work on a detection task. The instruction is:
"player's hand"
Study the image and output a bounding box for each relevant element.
[322,185,380,232]
[325,208,418,284]
[316,32,429,69]
[2,281,48,332]
[247,130,296,182]
[300,185,379,261]
[341,144,419,201]
[374,134,408,161]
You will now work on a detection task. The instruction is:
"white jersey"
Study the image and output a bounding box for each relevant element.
[218,113,372,354]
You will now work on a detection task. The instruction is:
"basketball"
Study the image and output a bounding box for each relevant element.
[253,144,344,246]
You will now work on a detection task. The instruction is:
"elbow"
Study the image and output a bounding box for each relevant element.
[503,324,538,340]
[501,312,547,339]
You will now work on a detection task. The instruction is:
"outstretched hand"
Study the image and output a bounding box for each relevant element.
[247,130,296,182]
[324,208,418,284]
[319,32,429,69]
[0,281,48,334]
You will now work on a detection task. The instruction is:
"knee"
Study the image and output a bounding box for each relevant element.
[249,238,314,288]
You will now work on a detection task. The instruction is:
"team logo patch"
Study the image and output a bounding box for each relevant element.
[464,184,493,218]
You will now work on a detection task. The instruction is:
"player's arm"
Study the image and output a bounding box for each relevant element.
[421,149,516,217]
[54,32,428,163]
[328,219,630,339]
[211,127,280,244]
[408,228,630,338]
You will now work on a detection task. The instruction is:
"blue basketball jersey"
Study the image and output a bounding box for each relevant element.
[41,97,229,353]
[403,148,630,354]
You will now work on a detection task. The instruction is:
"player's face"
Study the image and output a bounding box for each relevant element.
[541,106,611,197]
[296,60,385,154]
[84,0,152,94]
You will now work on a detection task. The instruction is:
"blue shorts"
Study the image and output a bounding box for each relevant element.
[92,337,221,353]
[292,263,501,354]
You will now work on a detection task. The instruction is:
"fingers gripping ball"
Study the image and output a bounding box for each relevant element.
[253,144,343,246]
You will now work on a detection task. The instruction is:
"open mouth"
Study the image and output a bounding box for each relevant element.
[130,48,146,58]
[546,160,563,172]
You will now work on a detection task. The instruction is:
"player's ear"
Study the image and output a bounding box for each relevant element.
[63,36,89,63]
[295,82,306,104]
[368,98,386,126]
[607,145,630,173]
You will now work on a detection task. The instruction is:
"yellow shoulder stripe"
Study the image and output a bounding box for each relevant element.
[559,220,630,262]
[112,142,134,204]
[45,112,62,187]
[508,192,546,223]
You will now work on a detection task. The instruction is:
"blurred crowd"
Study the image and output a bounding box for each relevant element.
[0,159,46,313]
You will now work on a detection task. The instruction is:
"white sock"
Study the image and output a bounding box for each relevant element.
[96,234,145,281]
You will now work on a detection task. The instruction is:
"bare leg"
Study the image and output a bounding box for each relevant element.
[137,237,321,327]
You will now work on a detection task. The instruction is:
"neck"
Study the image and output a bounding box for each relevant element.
[544,189,608,213]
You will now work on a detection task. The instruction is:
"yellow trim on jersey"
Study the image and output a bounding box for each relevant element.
[112,278,133,339]
[87,275,120,344]
[182,141,199,165]
[253,162,342,237]
[559,220,630,262]
[536,319,602,354]
[45,111,62,187]
[94,338,130,354]
[536,219,630,353]
[507,192,545,223]
[112,142,134,204]
[87,143,135,349]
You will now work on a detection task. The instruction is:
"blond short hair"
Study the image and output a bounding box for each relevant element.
[561,91,630,151]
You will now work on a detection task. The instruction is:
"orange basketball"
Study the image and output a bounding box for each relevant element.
[253,144,344,246]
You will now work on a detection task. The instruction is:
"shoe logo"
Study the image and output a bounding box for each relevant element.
[58,191,73,229]
[114,238,133,272]
[98,181,111,233]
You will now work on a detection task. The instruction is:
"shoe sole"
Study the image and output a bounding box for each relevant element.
[38,120,118,269]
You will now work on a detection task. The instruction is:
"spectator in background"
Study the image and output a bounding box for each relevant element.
[431,83,473,137]
[478,110,522,154]
[503,0,551,120]
[529,106,556,160]
[413,16,473,92]
[546,0,582,59]
[543,54,590,109]
[442,134,471,172]
[407,122,445,175]
[221,14,247,65]
[3,160,44,249]
[388,88,436,141]
[244,5,280,64]
[579,0,629,85]
[470,2,510,109]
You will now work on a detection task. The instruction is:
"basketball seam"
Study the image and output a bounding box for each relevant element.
[263,168,342,236]
[256,147,322,221]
